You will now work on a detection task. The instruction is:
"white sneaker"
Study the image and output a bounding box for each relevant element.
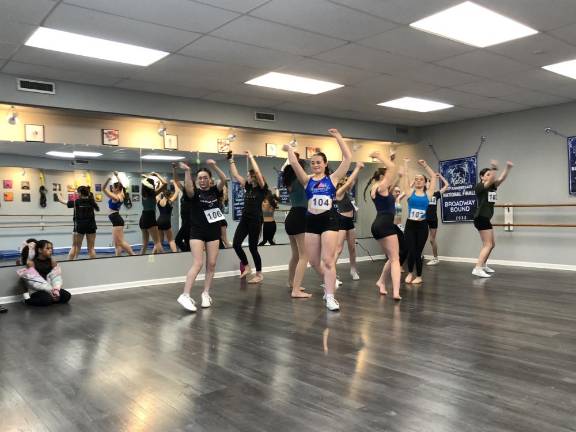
[483,266,495,273]
[350,271,360,280]
[201,292,212,308]
[472,267,491,278]
[426,258,439,266]
[177,294,197,312]
[325,295,340,311]
[337,278,343,287]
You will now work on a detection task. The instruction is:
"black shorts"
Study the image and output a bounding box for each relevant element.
[75,220,96,235]
[220,219,228,228]
[108,212,124,227]
[157,215,171,231]
[285,207,307,236]
[474,216,493,231]
[338,214,355,231]
[371,213,396,240]
[189,223,221,242]
[305,209,339,235]
[139,210,157,230]
[427,218,439,229]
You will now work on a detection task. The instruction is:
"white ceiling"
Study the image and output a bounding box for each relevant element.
[2,0,576,126]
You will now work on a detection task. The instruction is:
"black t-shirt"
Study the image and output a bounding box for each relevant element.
[242,182,268,219]
[67,197,98,222]
[474,183,497,219]
[180,194,191,220]
[186,186,223,227]
[426,191,442,220]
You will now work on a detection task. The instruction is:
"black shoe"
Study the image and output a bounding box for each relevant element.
[0,305,7,313]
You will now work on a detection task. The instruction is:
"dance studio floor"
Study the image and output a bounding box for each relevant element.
[1,261,575,432]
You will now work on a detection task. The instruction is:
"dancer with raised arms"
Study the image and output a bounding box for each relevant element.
[103,172,135,256]
[426,173,450,266]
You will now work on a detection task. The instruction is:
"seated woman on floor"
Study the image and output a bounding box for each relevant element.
[17,239,71,306]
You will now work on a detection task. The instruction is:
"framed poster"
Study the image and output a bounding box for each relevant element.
[4,192,13,201]
[164,134,178,150]
[217,138,230,154]
[439,155,478,223]
[102,129,119,146]
[266,143,277,157]
[3,180,13,189]
[306,147,320,159]
[21,181,30,190]
[25,124,45,142]
[21,193,31,202]
[568,136,576,195]
[232,181,245,221]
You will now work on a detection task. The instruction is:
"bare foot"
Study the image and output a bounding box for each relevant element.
[291,289,312,298]
[405,273,414,284]
[376,281,388,296]
[239,267,252,279]
[411,277,423,284]
[248,274,263,284]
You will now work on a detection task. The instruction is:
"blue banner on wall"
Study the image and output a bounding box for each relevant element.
[568,136,576,196]
[439,155,478,223]
[277,172,290,205]
[232,181,245,221]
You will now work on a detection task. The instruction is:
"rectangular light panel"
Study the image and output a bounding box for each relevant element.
[245,72,344,95]
[26,27,169,66]
[410,1,538,48]
[46,151,103,158]
[141,155,185,161]
[543,59,576,80]
[378,97,453,112]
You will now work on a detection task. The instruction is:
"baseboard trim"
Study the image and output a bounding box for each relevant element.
[425,255,576,272]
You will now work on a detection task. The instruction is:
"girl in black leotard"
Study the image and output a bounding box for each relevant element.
[156,180,180,253]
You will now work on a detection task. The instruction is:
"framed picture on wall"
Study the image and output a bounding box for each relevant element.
[306,147,320,159]
[95,193,103,202]
[25,124,45,142]
[4,192,13,202]
[21,193,31,202]
[21,181,30,190]
[132,193,140,202]
[102,129,119,146]
[3,180,12,189]
[164,134,178,150]
[217,138,230,154]
[266,143,277,157]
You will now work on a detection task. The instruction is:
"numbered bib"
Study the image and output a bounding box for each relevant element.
[204,207,225,223]
[351,199,359,211]
[430,196,437,205]
[488,191,497,203]
[409,208,426,220]
[310,195,332,211]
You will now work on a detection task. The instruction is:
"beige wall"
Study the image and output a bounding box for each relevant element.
[0,104,399,161]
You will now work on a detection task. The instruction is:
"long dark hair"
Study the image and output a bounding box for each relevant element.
[265,192,279,209]
[282,154,306,189]
[197,167,213,178]
[21,239,52,264]
[479,168,491,179]
[363,168,387,201]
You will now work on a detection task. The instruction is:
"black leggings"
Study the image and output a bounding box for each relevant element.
[233,216,263,271]
[259,221,277,246]
[404,220,429,277]
[395,225,408,266]
[25,290,71,307]
[175,221,191,252]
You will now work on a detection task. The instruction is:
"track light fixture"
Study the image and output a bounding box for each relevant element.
[6,106,18,125]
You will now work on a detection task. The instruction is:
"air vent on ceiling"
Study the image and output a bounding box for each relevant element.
[17,78,56,95]
[395,127,409,135]
[254,111,276,122]
[72,160,89,165]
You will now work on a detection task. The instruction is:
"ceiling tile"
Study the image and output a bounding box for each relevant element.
[327,0,462,25]
[436,51,533,78]
[401,64,481,87]
[453,80,524,98]
[0,42,18,59]
[353,75,438,99]
[500,90,572,107]
[316,43,426,74]
[478,0,576,31]
[358,27,474,62]
[250,0,397,41]
[193,0,270,13]
[497,68,575,93]
[0,0,57,25]
[461,97,530,113]
[275,58,380,86]
[212,16,346,56]
[114,78,213,98]
[46,4,201,52]
[419,88,496,106]
[550,23,576,47]
[64,0,239,33]
[178,36,303,69]
[10,46,140,77]
[0,18,36,45]
[487,34,576,67]
[2,61,123,86]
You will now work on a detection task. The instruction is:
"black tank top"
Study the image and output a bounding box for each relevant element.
[372,192,395,214]
[158,201,173,216]
[335,193,355,213]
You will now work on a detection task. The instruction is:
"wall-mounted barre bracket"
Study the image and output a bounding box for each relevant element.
[504,203,513,232]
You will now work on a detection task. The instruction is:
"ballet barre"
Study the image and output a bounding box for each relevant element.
[495,202,576,231]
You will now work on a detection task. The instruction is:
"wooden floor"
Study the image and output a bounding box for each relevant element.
[1,261,576,432]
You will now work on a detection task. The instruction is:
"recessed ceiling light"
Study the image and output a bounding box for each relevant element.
[46,150,103,158]
[25,27,169,66]
[542,59,576,80]
[245,72,344,95]
[46,151,75,159]
[141,154,186,161]
[410,1,538,48]
[378,97,454,112]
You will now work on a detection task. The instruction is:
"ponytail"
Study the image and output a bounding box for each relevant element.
[363,168,387,201]
[20,238,37,264]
